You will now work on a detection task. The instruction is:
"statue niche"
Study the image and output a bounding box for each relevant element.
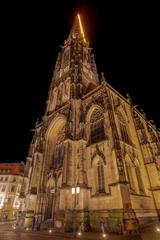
[62,78,71,103]
[49,87,58,111]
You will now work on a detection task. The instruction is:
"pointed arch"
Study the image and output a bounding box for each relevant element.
[92,155,106,194]
[86,105,105,144]
[91,145,106,167]
[97,161,105,193]
[45,115,66,168]
[86,104,104,122]
[116,109,131,144]
[45,115,66,141]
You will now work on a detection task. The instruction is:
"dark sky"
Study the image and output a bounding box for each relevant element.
[0,1,159,163]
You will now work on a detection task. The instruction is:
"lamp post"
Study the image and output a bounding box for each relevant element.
[50,188,55,223]
[50,183,57,231]
[71,186,80,239]
[48,188,55,232]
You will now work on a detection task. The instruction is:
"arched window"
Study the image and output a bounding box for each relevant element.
[117,111,130,144]
[53,144,64,169]
[135,167,145,194]
[52,126,65,169]
[97,161,105,193]
[90,109,105,144]
[120,123,130,143]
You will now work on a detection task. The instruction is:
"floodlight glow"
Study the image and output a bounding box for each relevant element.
[72,187,75,194]
[102,233,107,238]
[77,14,86,42]
[76,187,80,194]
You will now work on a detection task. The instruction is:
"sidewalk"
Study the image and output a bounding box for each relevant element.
[1,221,160,240]
[15,229,139,240]
[17,222,160,240]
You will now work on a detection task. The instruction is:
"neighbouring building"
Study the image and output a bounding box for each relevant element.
[0,162,27,222]
[24,14,160,233]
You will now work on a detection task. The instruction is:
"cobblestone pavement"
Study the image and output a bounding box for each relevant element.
[0,222,160,240]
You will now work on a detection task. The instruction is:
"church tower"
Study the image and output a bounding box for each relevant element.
[24,14,160,233]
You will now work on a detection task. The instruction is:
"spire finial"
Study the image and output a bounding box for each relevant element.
[68,13,86,43]
[77,13,86,42]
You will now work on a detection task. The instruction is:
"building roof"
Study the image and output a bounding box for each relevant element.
[0,163,24,176]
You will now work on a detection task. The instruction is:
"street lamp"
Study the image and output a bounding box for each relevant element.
[101,221,107,238]
[71,186,81,239]
[156,226,160,232]
[50,187,56,231]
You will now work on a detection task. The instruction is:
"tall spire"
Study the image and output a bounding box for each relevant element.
[68,13,86,43]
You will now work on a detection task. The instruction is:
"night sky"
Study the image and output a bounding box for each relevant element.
[0,1,159,163]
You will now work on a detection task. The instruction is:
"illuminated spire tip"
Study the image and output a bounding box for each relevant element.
[77,13,86,42]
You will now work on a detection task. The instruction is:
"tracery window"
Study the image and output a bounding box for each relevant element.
[117,111,130,144]
[53,144,64,169]
[90,109,105,144]
[97,161,105,193]
[120,123,130,144]
[52,127,65,169]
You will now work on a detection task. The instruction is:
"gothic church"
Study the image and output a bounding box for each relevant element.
[24,14,160,233]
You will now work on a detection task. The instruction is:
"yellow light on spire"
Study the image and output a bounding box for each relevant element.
[77,13,86,42]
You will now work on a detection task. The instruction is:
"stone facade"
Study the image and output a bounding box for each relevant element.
[24,14,160,233]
